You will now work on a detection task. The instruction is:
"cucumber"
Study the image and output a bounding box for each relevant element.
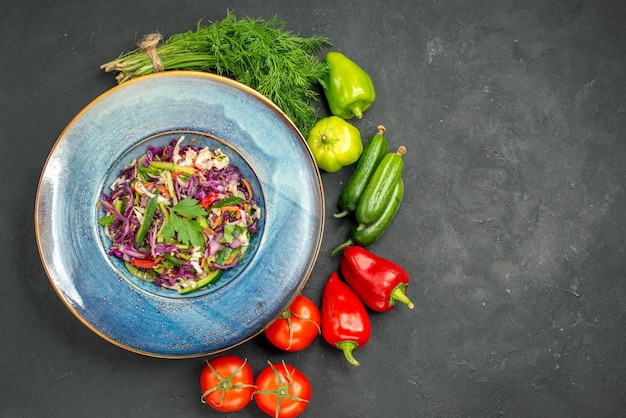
[124,261,157,281]
[351,179,404,246]
[355,146,406,225]
[179,269,223,295]
[331,179,404,255]
[334,125,388,218]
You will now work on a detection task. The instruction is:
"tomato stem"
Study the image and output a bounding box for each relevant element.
[279,308,321,350]
[253,361,310,417]
[292,312,322,335]
[201,359,256,406]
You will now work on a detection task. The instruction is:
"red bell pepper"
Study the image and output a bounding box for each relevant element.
[199,193,220,208]
[130,256,162,269]
[321,272,371,366]
[339,246,414,312]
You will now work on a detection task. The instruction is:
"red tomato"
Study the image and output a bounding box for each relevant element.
[200,355,255,412]
[264,295,321,352]
[253,361,311,418]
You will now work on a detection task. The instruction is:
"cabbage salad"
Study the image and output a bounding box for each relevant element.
[98,136,261,294]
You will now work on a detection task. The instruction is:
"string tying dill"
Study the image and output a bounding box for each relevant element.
[138,33,164,72]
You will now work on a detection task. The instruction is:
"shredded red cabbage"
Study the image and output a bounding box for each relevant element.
[99,136,261,294]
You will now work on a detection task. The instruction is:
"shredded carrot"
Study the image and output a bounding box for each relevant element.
[242,178,252,199]
[218,206,242,219]
[171,168,198,180]
[219,205,241,213]
[211,215,223,229]
[154,184,169,196]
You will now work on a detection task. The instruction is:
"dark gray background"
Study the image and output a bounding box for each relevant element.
[2,1,625,417]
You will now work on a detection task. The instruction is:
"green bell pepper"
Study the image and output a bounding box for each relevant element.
[323,51,376,119]
[307,116,363,172]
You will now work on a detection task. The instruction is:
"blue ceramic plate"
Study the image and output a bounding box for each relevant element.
[35,72,325,358]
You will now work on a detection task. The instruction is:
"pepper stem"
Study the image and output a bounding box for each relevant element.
[335,341,360,366]
[389,283,414,309]
[330,239,353,256]
[333,210,350,218]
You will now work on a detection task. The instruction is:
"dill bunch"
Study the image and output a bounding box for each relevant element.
[101,11,332,134]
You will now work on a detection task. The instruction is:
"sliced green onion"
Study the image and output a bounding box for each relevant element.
[135,191,159,246]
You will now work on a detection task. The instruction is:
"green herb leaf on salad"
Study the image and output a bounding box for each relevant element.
[98,215,116,227]
[171,197,207,219]
[222,224,246,245]
[211,195,245,208]
[162,198,207,247]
